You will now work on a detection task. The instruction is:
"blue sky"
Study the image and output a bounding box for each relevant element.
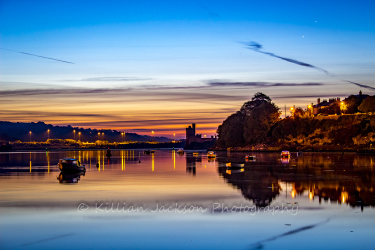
[1,0,375,138]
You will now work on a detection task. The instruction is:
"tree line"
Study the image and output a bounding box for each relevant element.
[216,92,375,149]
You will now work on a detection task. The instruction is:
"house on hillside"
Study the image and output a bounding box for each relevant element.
[313,97,341,115]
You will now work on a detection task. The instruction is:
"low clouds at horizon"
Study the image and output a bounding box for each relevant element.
[1,0,374,137]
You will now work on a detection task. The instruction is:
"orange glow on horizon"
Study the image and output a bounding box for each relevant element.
[1,85,347,138]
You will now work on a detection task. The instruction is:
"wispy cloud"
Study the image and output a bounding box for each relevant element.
[244,41,375,91]
[0,86,247,101]
[273,94,350,99]
[208,81,324,87]
[0,48,74,64]
[0,88,132,96]
[78,77,152,82]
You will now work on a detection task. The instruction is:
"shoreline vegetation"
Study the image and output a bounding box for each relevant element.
[214,92,375,153]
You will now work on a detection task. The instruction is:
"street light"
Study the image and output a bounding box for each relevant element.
[78,132,81,141]
[173,133,175,142]
[47,129,50,140]
[152,131,154,142]
[340,101,347,114]
[29,131,32,142]
[73,130,76,140]
[307,105,312,117]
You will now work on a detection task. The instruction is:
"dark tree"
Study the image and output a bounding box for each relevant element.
[242,93,280,145]
[344,95,363,114]
[358,96,375,113]
[217,93,279,147]
[240,92,272,116]
[293,107,305,118]
[216,112,245,147]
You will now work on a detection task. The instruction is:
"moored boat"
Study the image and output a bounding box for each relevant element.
[207,151,216,158]
[281,151,290,158]
[226,168,244,175]
[226,162,245,168]
[57,158,86,172]
[177,149,184,154]
[245,155,255,160]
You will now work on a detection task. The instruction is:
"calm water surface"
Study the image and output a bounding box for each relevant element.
[1,150,374,249]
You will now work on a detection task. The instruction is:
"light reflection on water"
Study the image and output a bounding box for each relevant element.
[0,150,374,249]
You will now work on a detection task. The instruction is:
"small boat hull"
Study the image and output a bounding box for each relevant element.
[207,151,216,158]
[177,149,184,154]
[226,162,244,168]
[57,158,86,172]
[245,155,255,160]
[58,163,86,172]
[281,151,290,158]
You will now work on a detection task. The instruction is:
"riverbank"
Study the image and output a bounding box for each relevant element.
[214,144,375,153]
[0,140,184,152]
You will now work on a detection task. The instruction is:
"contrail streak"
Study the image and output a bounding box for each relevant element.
[244,41,375,91]
[0,48,74,64]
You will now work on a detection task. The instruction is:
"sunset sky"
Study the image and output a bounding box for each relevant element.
[1,0,375,138]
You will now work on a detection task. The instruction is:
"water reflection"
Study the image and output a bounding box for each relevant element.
[216,152,375,209]
[0,150,374,209]
[217,163,281,207]
[57,171,85,184]
[186,153,202,176]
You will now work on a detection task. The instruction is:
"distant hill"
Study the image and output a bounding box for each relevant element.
[0,121,171,143]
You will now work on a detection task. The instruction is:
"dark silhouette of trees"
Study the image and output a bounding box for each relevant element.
[216,93,280,147]
[358,96,375,113]
[344,95,366,114]
[216,112,245,147]
[293,107,305,118]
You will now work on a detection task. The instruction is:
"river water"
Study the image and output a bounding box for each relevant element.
[0,150,374,249]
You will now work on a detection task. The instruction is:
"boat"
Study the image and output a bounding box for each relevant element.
[144,150,155,155]
[245,155,255,160]
[281,151,290,158]
[177,149,184,154]
[226,162,245,168]
[57,158,86,172]
[207,151,216,158]
[226,168,244,175]
[193,152,199,156]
